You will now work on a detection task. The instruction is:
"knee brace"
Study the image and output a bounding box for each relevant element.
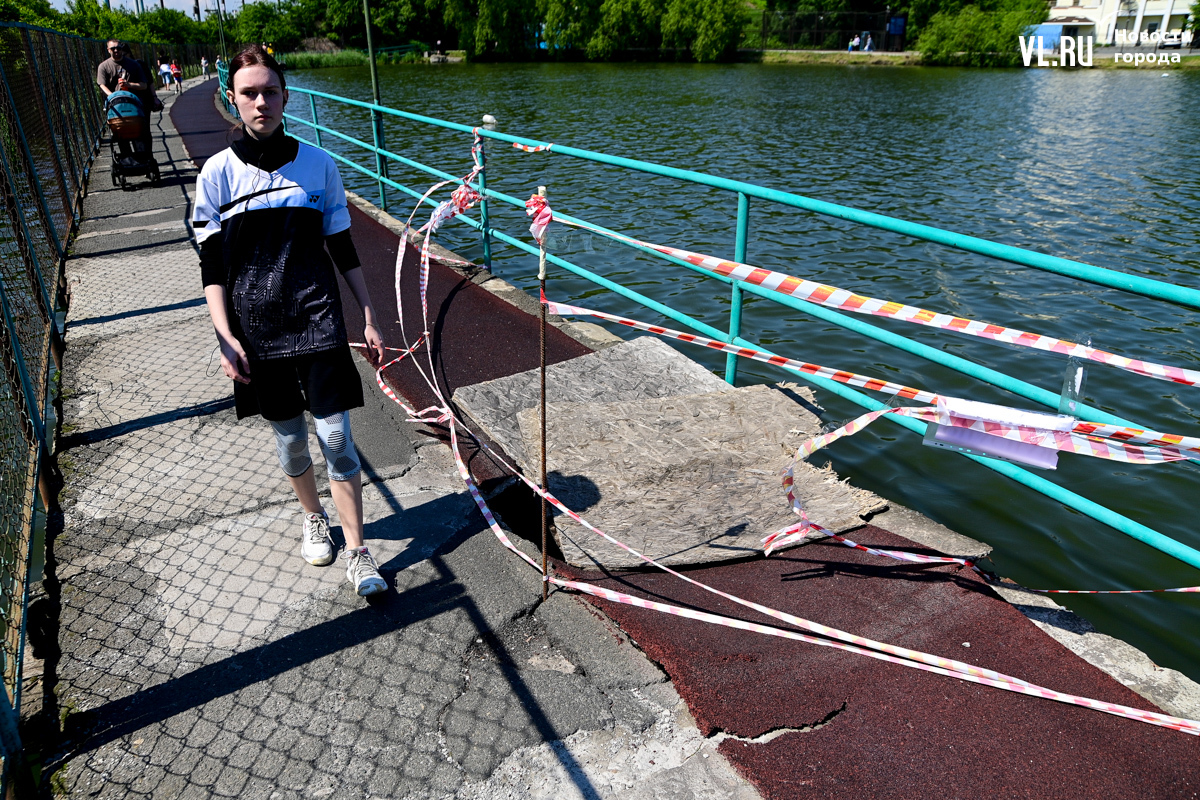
[314,411,361,481]
[269,414,313,477]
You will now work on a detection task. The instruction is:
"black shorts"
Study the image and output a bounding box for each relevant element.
[234,347,365,421]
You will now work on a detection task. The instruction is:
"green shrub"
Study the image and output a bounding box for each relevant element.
[278,49,370,69]
[917,0,1047,67]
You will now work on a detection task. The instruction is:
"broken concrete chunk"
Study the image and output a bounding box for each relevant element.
[517,383,886,568]
[453,336,732,467]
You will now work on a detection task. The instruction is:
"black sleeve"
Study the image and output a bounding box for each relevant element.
[325,229,362,274]
[200,235,225,287]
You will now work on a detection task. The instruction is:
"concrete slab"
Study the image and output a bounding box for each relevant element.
[462,686,761,800]
[864,502,993,560]
[453,336,731,469]
[516,384,886,568]
[347,353,423,482]
[69,411,289,526]
[65,247,208,341]
[63,313,230,435]
[131,474,476,655]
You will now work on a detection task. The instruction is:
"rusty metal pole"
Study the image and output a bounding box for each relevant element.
[538,185,548,601]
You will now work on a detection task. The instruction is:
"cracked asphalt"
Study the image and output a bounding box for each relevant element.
[42,78,761,799]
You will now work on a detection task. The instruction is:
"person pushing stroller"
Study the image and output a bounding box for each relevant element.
[97,40,154,160]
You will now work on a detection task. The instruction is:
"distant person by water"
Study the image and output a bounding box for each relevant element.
[849,35,861,51]
[865,35,874,52]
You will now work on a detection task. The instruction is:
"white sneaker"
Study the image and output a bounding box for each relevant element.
[344,547,387,596]
[301,511,334,566]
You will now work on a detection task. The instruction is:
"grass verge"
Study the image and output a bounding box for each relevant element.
[278,50,370,69]
[760,50,923,65]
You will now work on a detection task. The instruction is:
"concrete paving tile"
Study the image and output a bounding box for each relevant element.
[128,479,470,654]
[454,336,732,469]
[65,246,207,342]
[69,413,290,526]
[63,313,231,434]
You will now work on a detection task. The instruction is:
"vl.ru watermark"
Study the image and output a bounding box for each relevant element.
[1019,36,1094,67]
[1018,35,1182,67]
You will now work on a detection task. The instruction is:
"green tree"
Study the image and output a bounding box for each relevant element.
[136,7,203,45]
[916,0,1046,66]
[323,0,434,48]
[57,0,138,40]
[585,0,663,59]
[233,0,305,49]
[0,0,58,27]
[540,0,603,53]
[661,0,744,60]
[473,0,535,56]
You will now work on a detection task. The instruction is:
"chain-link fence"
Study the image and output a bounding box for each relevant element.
[750,11,902,52]
[0,19,213,792]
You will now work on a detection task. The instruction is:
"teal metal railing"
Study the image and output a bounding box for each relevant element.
[262,80,1200,574]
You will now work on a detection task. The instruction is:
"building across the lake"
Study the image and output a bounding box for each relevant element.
[1041,0,1193,46]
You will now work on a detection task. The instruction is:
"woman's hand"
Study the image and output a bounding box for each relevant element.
[219,336,251,384]
[364,323,385,367]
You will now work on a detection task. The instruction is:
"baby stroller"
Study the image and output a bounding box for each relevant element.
[106,90,160,188]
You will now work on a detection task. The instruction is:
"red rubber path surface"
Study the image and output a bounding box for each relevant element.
[175,80,1200,798]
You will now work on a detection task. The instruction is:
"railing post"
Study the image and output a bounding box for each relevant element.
[724,192,749,384]
[475,131,492,267]
[309,93,322,149]
[371,110,387,212]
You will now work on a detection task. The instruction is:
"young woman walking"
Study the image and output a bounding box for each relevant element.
[195,44,388,596]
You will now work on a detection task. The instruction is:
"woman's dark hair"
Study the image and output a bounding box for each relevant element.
[227,43,286,92]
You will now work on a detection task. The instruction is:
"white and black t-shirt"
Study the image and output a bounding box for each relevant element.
[195,130,360,361]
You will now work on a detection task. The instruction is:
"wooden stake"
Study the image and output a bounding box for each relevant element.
[538,186,548,601]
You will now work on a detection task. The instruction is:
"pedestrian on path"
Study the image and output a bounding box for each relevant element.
[170,60,183,94]
[195,44,390,596]
[96,40,154,158]
[201,55,210,78]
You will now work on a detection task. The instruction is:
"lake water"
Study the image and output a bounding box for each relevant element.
[287,63,1200,681]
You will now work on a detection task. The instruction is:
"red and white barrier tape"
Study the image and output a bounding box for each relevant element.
[541,297,1200,466]
[518,204,1200,389]
[762,517,1200,595]
[795,404,1199,466]
[373,155,1200,735]
[525,194,552,244]
[543,294,940,404]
